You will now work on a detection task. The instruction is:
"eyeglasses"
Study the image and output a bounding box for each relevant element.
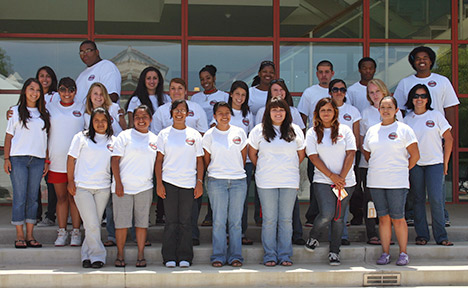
[414,93,428,99]
[331,87,347,94]
[174,109,187,114]
[270,78,285,85]
[58,86,76,93]
[79,48,96,56]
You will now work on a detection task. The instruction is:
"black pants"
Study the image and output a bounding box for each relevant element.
[162,182,194,264]
[360,168,378,240]
[305,159,318,223]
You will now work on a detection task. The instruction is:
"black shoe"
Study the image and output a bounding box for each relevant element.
[292,238,306,245]
[192,238,200,246]
[350,218,363,225]
[155,218,165,226]
[82,259,92,268]
[406,219,414,226]
[91,261,104,269]
[341,239,350,246]
[304,238,319,252]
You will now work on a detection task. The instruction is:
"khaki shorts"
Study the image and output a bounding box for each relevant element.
[112,189,153,229]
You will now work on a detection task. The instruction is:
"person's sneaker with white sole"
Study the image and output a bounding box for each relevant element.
[396,252,409,266]
[179,260,190,268]
[70,229,82,246]
[328,252,341,266]
[165,261,176,268]
[37,218,56,227]
[54,228,68,246]
[376,253,391,265]
[304,237,319,252]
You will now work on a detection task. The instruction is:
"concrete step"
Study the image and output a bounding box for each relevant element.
[1,259,468,287]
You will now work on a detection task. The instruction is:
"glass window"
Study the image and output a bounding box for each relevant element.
[95,0,181,35]
[280,0,362,38]
[458,45,468,94]
[188,0,272,37]
[0,0,87,34]
[279,43,362,93]
[459,152,468,202]
[369,44,451,92]
[188,41,272,91]
[370,0,451,39]
[459,98,468,147]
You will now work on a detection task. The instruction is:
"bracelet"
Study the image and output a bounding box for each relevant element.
[197,179,203,184]
[45,160,51,164]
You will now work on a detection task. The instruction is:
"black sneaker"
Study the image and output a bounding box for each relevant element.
[304,238,319,252]
[341,239,350,246]
[328,252,341,266]
[292,238,306,245]
[82,259,91,268]
[406,219,414,226]
[192,238,200,246]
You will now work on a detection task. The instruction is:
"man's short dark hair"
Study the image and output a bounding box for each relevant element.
[80,40,97,50]
[358,57,376,69]
[316,60,333,71]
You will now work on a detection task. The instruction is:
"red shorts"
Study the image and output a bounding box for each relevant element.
[47,171,68,184]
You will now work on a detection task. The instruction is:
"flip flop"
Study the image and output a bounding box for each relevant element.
[264,261,277,267]
[437,240,454,246]
[15,240,27,249]
[367,237,381,245]
[212,261,223,267]
[26,239,42,248]
[136,259,147,267]
[415,237,428,245]
[242,237,253,245]
[115,258,126,267]
[231,260,242,267]
[103,240,116,247]
[280,261,293,266]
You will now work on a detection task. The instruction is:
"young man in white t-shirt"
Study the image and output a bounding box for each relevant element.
[76,40,121,104]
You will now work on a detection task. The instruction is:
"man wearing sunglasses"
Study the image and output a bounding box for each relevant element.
[75,40,121,104]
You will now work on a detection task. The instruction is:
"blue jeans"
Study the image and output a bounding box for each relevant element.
[309,183,354,254]
[208,177,247,264]
[257,187,297,264]
[410,164,448,243]
[10,156,45,225]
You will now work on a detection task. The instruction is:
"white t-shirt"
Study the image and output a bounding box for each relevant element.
[151,101,208,135]
[191,90,229,123]
[47,101,85,173]
[248,123,305,189]
[84,103,124,135]
[75,60,122,104]
[363,121,418,189]
[248,87,268,117]
[337,103,361,130]
[403,110,451,166]
[111,129,158,195]
[347,82,369,114]
[157,126,204,189]
[68,132,115,189]
[255,106,306,129]
[203,126,247,179]
[359,106,403,168]
[393,73,459,114]
[126,94,171,114]
[45,92,60,104]
[297,84,330,126]
[229,109,254,135]
[6,106,47,158]
[306,124,357,187]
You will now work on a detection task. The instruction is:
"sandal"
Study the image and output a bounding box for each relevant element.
[103,240,116,247]
[415,237,428,246]
[115,258,126,267]
[136,259,147,267]
[280,261,293,266]
[231,260,242,267]
[242,237,253,245]
[264,261,277,267]
[14,240,27,249]
[26,239,42,248]
[367,237,381,245]
[437,240,454,246]
[144,241,151,247]
[212,261,223,267]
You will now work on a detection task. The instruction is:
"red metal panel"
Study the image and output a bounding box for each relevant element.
[363,0,370,57]
[88,0,95,40]
[273,0,280,77]
[452,0,460,202]
[182,0,188,83]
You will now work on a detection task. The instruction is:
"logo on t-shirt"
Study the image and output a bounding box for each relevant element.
[72,110,82,117]
[186,138,195,146]
[209,100,217,106]
[149,142,157,150]
[337,134,344,140]
[388,132,398,140]
[233,136,241,144]
[242,118,250,126]
[426,120,435,128]
[88,75,95,81]
[428,80,437,87]
[110,116,114,124]
[107,144,113,152]
[343,114,352,121]
[188,110,194,117]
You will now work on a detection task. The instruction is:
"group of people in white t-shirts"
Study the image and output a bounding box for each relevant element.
[4,43,458,269]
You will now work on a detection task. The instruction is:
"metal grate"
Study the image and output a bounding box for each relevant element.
[363,273,401,286]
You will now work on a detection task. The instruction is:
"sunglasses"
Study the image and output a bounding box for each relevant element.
[270,78,285,84]
[58,86,76,93]
[414,93,428,99]
[79,48,96,56]
[331,87,347,94]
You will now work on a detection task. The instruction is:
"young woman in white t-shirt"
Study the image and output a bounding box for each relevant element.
[203,102,247,267]
[248,98,305,267]
[304,97,356,266]
[67,108,115,269]
[403,84,453,246]
[4,78,50,248]
[111,105,158,268]
[156,99,204,268]
[126,66,169,128]
[84,82,126,135]
[249,60,275,117]
[47,77,85,247]
[363,96,420,266]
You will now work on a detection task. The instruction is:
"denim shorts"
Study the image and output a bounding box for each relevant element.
[369,188,408,219]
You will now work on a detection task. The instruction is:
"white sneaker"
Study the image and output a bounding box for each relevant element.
[179,261,190,268]
[55,229,68,246]
[165,261,176,268]
[70,229,82,246]
[37,218,56,227]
